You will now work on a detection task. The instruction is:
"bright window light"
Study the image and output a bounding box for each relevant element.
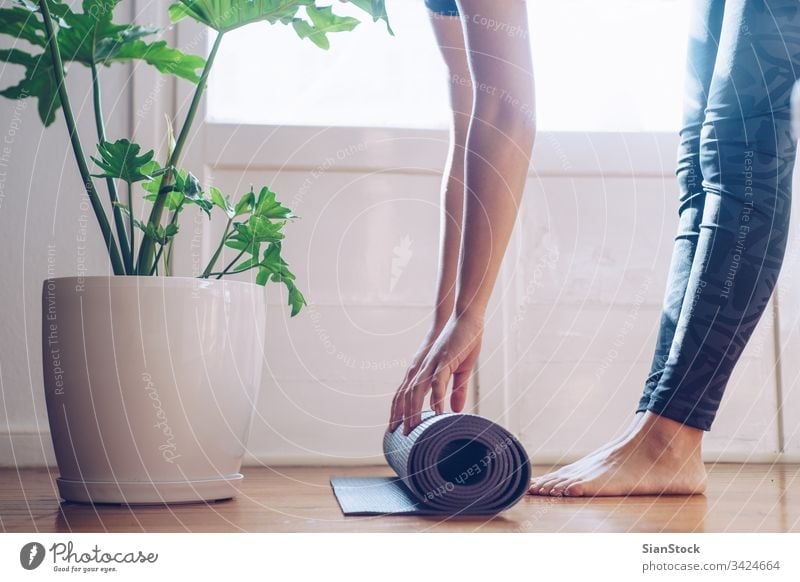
[207,0,689,132]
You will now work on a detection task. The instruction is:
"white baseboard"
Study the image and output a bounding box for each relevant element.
[3,430,800,468]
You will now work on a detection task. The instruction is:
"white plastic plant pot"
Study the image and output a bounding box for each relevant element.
[41,276,265,504]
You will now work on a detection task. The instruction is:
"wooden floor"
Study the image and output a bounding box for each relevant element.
[1,464,798,532]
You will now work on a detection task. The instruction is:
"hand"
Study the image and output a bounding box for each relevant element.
[388,312,484,435]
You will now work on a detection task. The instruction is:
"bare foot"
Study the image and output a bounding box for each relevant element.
[530,412,707,497]
[529,412,645,493]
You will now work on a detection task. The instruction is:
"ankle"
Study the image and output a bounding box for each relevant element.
[634,412,703,458]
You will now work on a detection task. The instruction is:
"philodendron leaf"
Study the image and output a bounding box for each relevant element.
[291,6,359,50]
[0,47,59,126]
[179,171,213,216]
[91,139,157,183]
[133,220,178,246]
[234,188,256,217]
[0,4,47,46]
[58,0,205,81]
[212,183,304,316]
[168,0,391,44]
[210,186,235,219]
[111,40,205,83]
[255,243,306,316]
[0,0,205,125]
[346,0,393,34]
[255,186,293,219]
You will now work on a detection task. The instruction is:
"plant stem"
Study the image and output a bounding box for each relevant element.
[127,179,135,270]
[39,0,125,275]
[163,200,186,276]
[150,244,166,276]
[215,247,247,279]
[91,62,133,274]
[136,32,224,275]
[200,217,232,278]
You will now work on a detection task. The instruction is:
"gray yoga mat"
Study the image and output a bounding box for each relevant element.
[331,412,531,515]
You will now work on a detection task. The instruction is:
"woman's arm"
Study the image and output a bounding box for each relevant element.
[391,0,535,434]
[431,12,473,330]
[387,11,472,430]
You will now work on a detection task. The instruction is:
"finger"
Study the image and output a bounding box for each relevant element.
[403,362,434,435]
[388,374,413,432]
[402,381,417,436]
[451,369,471,412]
[388,389,405,432]
[388,360,422,431]
[429,365,452,415]
[411,363,450,432]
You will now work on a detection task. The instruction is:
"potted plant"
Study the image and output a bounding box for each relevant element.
[0,0,390,504]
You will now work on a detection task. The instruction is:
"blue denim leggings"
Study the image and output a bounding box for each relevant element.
[425,0,459,17]
[638,0,800,430]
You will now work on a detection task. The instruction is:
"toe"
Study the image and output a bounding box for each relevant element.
[549,477,572,497]
[563,481,585,497]
[538,477,562,496]
[530,471,558,492]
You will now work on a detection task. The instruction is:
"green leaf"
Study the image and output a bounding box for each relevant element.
[255,186,293,219]
[165,223,179,237]
[225,238,254,252]
[255,265,270,286]
[169,0,300,32]
[210,186,235,219]
[0,47,59,126]
[249,214,285,243]
[346,0,393,34]
[234,188,256,217]
[111,40,205,83]
[178,171,212,216]
[133,220,178,246]
[231,255,260,272]
[292,6,359,50]
[0,6,47,47]
[90,139,157,183]
[286,281,307,316]
[255,243,305,316]
[168,0,391,43]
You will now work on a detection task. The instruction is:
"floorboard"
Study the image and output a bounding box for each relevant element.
[1,464,798,533]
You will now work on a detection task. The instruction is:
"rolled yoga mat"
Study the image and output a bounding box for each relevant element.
[330,412,531,515]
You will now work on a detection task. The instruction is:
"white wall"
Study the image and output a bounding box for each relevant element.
[195,126,797,465]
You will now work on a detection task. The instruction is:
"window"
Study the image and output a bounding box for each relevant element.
[208,0,689,132]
